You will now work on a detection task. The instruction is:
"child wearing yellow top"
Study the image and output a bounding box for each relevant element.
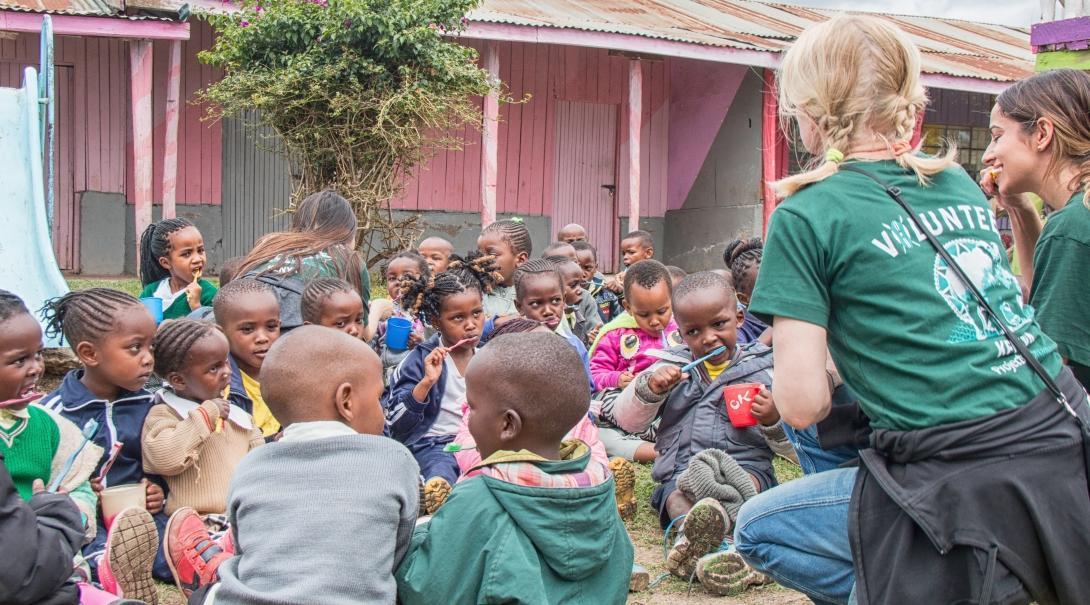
[213,279,282,437]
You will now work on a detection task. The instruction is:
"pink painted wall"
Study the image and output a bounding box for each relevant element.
[395,40,670,218]
[667,59,746,211]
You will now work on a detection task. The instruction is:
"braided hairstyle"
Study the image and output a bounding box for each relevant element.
[481,218,533,257]
[139,217,196,286]
[723,237,763,298]
[0,289,29,325]
[42,288,144,349]
[153,318,219,378]
[301,277,356,324]
[396,251,501,326]
[513,258,564,301]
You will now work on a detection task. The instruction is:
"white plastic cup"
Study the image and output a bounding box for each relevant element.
[100,483,146,528]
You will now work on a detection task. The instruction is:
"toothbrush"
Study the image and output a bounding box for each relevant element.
[97,442,123,483]
[681,346,728,373]
[443,443,476,453]
[49,418,99,492]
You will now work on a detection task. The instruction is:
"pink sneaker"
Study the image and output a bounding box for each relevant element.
[98,507,159,604]
[164,507,230,598]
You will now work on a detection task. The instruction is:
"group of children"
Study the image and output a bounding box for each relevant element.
[3,209,800,604]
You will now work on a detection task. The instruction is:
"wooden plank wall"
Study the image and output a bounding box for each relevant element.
[394,41,669,219]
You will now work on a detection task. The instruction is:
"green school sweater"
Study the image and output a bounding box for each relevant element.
[140,278,218,320]
[0,406,60,500]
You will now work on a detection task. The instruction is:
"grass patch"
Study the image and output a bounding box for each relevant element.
[65,277,144,297]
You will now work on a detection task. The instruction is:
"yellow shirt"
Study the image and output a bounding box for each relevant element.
[704,360,730,381]
[241,371,279,437]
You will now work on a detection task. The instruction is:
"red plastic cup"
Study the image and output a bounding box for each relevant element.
[723,383,762,428]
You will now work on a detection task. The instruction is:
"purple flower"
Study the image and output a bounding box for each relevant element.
[240,19,250,26]
[255,5,263,12]
[343,18,352,27]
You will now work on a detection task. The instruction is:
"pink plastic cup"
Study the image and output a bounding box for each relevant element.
[723,383,762,428]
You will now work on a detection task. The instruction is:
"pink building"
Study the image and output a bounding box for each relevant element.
[0,0,1034,274]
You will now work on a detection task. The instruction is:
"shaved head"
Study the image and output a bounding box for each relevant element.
[557,224,588,244]
[261,325,382,427]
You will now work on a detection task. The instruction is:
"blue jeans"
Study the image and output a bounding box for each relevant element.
[734,468,856,605]
[782,424,859,475]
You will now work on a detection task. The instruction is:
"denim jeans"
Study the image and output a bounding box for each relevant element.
[733,468,856,605]
[407,435,461,485]
[782,424,859,475]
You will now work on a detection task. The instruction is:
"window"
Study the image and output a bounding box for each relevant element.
[920,124,992,178]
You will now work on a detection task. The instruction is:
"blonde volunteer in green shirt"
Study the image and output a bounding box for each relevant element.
[729,16,1090,605]
[980,68,1090,391]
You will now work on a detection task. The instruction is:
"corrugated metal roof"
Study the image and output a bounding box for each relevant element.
[467,0,1033,82]
[0,0,119,17]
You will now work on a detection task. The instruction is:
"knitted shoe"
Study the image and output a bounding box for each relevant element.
[609,457,638,521]
[423,477,452,515]
[696,550,773,596]
[629,563,650,592]
[164,507,229,598]
[665,498,727,579]
[99,507,159,605]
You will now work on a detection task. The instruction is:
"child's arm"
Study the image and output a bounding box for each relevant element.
[383,348,441,442]
[141,401,226,476]
[611,363,685,434]
[589,331,627,391]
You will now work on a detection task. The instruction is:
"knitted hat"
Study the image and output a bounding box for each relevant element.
[677,449,758,523]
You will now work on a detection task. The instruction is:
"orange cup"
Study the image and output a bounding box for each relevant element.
[723,383,763,428]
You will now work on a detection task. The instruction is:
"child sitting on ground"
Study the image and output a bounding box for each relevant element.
[573,240,622,323]
[417,236,454,275]
[542,240,578,260]
[548,255,604,345]
[139,218,218,321]
[613,272,779,593]
[589,260,682,463]
[214,279,282,439]
[513,260,593,386]
[367,252,431,377]
[395,332,633,605]
[302,277,366,339]
[604,229,657,296]
[723,238,770,345]
[142,319,264,521]
[40,288,170,601]
[166,326,419,604]
[477,218,532,317]
[383,259,496,514]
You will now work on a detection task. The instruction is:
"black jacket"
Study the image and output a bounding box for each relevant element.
[0,453,84,605]
[850,367,1090,605]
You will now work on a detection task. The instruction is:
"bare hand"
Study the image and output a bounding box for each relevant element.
[586,326,601,343]
[32,479,46,494]
[144,480,165,514]
[422,347,447,385]
[751,387,780,426]
[185,280,203,310]
[978,167,1034,214]
[408,331,424,348]
[208,398,231,419]
[617,370,635,389]
[648,366,686,395]
[90,477,103,495]
[606,275,624,294]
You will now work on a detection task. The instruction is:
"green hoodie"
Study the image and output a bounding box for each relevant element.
[395,443,633,605]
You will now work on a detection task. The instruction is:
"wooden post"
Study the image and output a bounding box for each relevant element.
[760,69,787,235]
[480,42,499,228]
[130,40,153,265]
[162,40,181,220]
[626,59,642,234]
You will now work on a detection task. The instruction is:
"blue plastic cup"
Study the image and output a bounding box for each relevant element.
[386,317,413,351]
[140,297,164,325]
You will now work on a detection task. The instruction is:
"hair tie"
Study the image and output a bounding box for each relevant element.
[890,140,912,157]
[825,148,845,164]
[511,216,524,224]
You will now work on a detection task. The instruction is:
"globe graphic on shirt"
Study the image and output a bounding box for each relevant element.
[933,237,1029,343]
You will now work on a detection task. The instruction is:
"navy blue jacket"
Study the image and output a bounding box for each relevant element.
[382,333,450,445]
[41,370,156,489]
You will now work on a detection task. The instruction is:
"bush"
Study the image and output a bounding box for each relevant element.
[200,0,494,264]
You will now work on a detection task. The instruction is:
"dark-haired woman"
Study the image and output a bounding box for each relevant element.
[237,190,370,331]
[981,68,1090,390]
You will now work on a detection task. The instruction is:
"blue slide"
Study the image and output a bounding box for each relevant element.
[0,64,69,347]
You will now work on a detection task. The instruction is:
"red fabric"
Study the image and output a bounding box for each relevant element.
[761,69,788,235]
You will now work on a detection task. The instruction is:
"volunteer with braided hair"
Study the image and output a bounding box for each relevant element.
[733,14,1090,605]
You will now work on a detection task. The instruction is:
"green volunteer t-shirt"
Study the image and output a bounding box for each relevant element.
[750,160,1062,431]
[1030,192,1090,367]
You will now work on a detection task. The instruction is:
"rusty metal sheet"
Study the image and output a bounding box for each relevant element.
[468,0,1034,82]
